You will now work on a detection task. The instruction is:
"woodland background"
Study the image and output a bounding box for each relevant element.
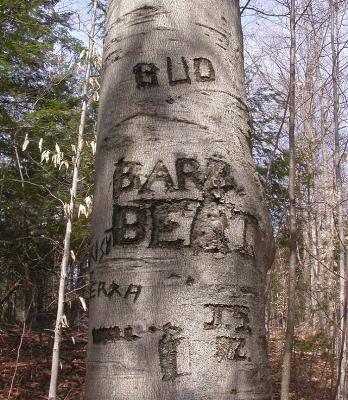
[0,0,347,399]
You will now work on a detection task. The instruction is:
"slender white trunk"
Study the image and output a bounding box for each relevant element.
[302,35,319,330]
[280,0,297,399]
[330,1,347,398]
[86,0,275,399]
[48,2,98,399]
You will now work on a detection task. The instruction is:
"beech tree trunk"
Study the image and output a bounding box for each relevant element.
[86,1,275,399]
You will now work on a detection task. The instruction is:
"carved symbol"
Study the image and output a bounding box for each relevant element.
[158,323,190,381]
[92,322,192,376]
[124,284,142,302]
[105,281,122,298]
[90,281,142,302]
[98,233,112,262]
[167,56,191,86]
[204,158,238,196]
[193,57,216,82]
[92,326,140,344]
[191,202,229,253]
[89,229,113,264]
[204,305,224,330]
[140,160,174,193]
[185,276,195,286]
[113,159,142,199]
[176,158,203,191]
[204,304,251,334]
[133,63,159,89]
[215,336,248,362]
[150,201,200,248]
[113,206,147,245]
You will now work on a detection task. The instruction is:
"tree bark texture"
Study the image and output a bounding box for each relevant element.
[280,0,297,399]
[330,1,347,398]
[86,1,275,399]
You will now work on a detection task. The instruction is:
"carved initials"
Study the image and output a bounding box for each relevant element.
[89,158,255,263]
[133,56,215,88]
[89,229,112,264]
[215,336,248,362]
[92,326,140,344]
[90,281,142,302]
[204,304,251,334]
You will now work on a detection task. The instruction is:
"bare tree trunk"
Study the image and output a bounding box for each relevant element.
[330,1,347,398]
[0,281,21,307]
[319,81,336,343]
[301,23,320,331]
[47,1,98,399]
[280,0,297,399]
[302,208,312,325]
[86,0,275,399]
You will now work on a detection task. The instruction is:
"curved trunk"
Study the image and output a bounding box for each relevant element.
[86,1,275,399]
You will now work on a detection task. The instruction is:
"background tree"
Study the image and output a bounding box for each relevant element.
[281,0,298,399]
[0,0,90,327]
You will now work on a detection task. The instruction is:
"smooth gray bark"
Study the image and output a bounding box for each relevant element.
[87,1,275,399]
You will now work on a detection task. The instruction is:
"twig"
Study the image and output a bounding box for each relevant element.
[7,302,32,400]
[3,179,65,206]
[240,0,253,15]
[241,5,289,17]
[267,92,290,180]
[13,145,25,189]
[65,284,89,297]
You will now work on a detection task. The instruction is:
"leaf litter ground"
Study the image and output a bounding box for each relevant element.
[0,327,336,399]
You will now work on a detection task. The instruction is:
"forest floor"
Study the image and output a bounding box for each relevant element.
[0,326,334,400]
